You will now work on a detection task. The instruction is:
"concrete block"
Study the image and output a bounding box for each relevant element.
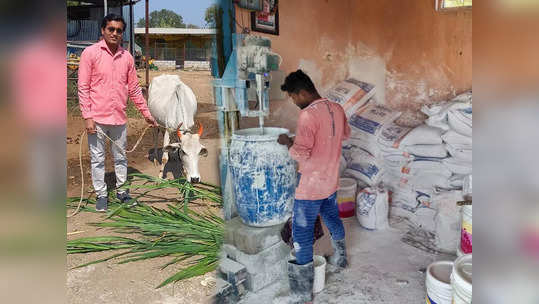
[225,216,286,254]
[214,277,239,304]
[223,241,291,292]
[219,257,248,286]
[245,260,287,292]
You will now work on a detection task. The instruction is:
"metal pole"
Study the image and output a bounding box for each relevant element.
[104,0,108,16]
[129,1,134,55]
[145,0,149,88]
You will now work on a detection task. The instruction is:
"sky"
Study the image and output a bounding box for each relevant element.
[133,0,217,28]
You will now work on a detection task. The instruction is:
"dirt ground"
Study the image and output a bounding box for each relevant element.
[67,70,222,304]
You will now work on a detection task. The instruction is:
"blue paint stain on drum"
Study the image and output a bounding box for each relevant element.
[229,127,296,227]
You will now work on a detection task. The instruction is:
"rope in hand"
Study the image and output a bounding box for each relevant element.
[67,125,152,218]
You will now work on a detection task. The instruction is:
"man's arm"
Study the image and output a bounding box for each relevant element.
[78,49,93,120]
[78,49,96,133]
[127,56,156,125]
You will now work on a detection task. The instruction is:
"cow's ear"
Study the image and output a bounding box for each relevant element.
[165,143,181,152]
[199,148,208,157]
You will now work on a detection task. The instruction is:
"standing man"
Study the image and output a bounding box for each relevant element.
[278,70,350,302]
[78,14,157,212]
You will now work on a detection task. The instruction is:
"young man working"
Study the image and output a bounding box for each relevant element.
[78,14,157,212]
[278,70,350,302]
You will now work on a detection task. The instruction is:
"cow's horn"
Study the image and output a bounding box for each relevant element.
[197,122,204,137]
[177,122,183,139]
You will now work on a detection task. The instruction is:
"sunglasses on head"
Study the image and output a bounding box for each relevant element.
[106,26,124,34]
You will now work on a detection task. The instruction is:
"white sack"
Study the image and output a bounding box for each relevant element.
[324,78,376,117]
[356,187,389,230]
[404,144,448,158]
[448,109,472,137]
[377,121,413,148]
[345,161,384,186]
[446,143,472,162]
[442,130,472,145]
[348,103,401,138]
[442,157,472,175]
[400,124,443,146]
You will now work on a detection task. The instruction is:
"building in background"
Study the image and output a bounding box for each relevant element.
[134,28,216,70]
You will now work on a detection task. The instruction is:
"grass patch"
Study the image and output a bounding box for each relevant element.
[67,173,223,288]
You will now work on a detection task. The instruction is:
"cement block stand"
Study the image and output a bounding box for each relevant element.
[217,216,291,302]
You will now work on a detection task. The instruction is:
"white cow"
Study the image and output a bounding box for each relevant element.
[148,74,208,183]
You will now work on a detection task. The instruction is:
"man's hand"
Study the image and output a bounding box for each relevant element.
[145,116,158,127]
[85,118,96,134]
[278,134,293,149]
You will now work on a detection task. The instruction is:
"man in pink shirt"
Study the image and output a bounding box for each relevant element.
[278,70,350,303]
[78,14,156,212]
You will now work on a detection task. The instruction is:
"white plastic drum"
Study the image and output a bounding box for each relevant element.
[425,261,454,304]
[451,254,472,304]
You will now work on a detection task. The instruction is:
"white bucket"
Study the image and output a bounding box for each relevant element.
[425,261,454,304]
[337,178,358,218]
[460,205,472,254]
[451,254,472,304]
[313,255,326,293]
[288,251,326,293]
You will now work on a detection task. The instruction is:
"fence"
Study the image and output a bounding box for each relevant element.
[144,45,211,66]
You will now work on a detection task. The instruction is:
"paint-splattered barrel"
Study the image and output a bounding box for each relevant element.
[229,127,296,227]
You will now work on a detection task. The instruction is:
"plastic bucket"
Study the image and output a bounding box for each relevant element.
[313,255,326,293]
[337,178,357,218]
[460,205,472,254]
[229,128,296,227]
[425,261,453,304]
[451,254,472,304]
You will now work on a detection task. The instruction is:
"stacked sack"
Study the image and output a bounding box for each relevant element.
[422,91,472,187]
[377,123,451,232]
[337,90,472,253]
[342,102,401,189]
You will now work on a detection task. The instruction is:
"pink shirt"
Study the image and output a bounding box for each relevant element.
[290,98,351,200]
[78,40,152,125]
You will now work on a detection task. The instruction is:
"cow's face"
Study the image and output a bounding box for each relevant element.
[178,133,207,183]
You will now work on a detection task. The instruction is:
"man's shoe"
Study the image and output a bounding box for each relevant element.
[327,238,348,268]
[96,196,108,212]
[287,260,314,303]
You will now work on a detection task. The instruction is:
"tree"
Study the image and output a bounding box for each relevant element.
[204,4,219,28]
[186,24,201,29]
[137,9,185,28]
